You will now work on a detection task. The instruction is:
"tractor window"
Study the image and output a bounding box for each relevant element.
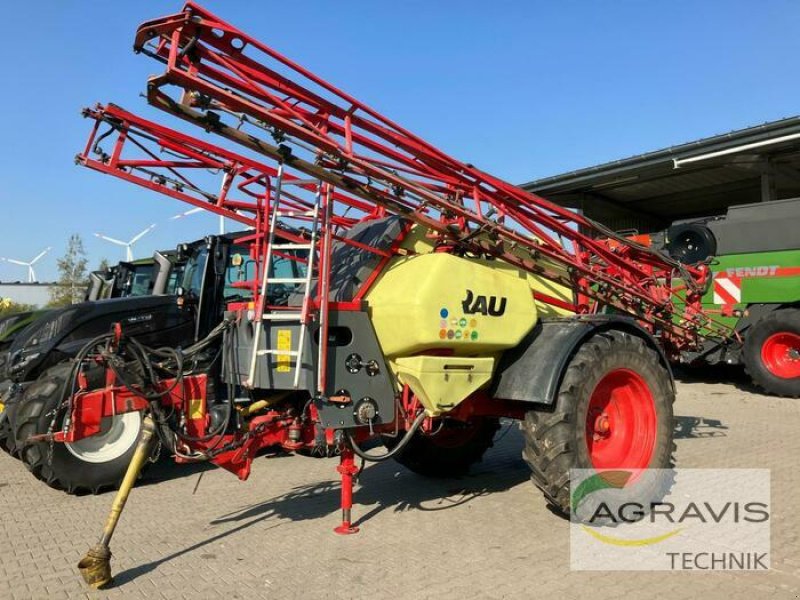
[267,249,308,305]
[166,265,184,295]
[224,247,256,302]
[269,255,295,279]
[128,269,152,297]
[215,244,310,305]
[220,246,308,305]
[182,247,208,297]
[269,247,308,280]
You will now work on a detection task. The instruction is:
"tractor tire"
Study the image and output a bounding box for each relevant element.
[743,308,800,398]
[1,383,25,457]
[13,360,145,494]
[521,330,675,516]
[0,403,16,455]
[383,417,500,477]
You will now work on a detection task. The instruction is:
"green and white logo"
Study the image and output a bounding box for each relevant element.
[569,469,770,571]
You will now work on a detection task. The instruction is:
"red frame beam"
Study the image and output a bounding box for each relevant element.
[130,2,732,352]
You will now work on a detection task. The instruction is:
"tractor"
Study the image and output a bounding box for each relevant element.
[0,246,180,457]
[85,254,172,301]
[0,259,156,451]
[4,231,305,490]
[1,252,171,371]
[41,4,741,589]
[0,309,51,413]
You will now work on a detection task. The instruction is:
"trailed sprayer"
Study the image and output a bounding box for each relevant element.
[54,3,735,587]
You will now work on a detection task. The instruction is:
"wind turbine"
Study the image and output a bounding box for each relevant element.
[0,247,51,282]
[171,207,226,234]
[170,206,245,235]
[94,224,156,261]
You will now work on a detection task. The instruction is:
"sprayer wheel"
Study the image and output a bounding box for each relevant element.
[521,330,675,516]
[383,416,500,477]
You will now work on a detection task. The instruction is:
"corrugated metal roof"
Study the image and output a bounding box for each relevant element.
[523,115,800,192]
[521,116,800,232]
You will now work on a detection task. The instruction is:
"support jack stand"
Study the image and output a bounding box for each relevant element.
[334,447,360,535]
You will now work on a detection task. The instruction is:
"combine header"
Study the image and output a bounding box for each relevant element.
[59,2,737,588]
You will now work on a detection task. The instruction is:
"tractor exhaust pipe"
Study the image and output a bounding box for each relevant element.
[78,415,156,589]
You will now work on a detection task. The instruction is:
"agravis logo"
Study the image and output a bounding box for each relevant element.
[571,470,682,547]
[569,469,771,571]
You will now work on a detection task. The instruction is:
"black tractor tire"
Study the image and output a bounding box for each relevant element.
[0,403,17,455]
[0,411,12,453]
[742,308,800,398]
[13,360,145,494]
[522,330,675,516]
[383,417,500,477]
[1,384,27,457]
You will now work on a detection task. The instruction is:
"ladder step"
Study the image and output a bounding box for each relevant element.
[262,312,304,321]
[256,349,300,357]
[270,243,312,250]
[276,210,316,217]
[282,179,318,186]
[269,277,307,284]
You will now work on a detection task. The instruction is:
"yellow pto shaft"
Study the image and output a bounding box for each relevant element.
[78,414,156,589]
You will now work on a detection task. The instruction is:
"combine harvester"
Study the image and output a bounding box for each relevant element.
[53,2,737,587]
[655,203,800,397]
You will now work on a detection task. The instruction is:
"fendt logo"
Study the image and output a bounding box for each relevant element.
[461,289,507,316]
[725,265,778,277]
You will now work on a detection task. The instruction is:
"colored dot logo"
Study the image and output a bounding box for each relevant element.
[471,331,479,341]
[459,318,467,327]
[440,307,449,318]
[470,319,477,328]
[439,329,447,339]
[447,330,455,339]
[455,330,463,339]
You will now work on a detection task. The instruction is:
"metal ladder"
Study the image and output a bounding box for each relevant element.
[246,166,322,389]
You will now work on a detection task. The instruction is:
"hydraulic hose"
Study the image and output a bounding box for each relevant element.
[155,318,242,460]
[62,319,234,452]
[346,411,426,463]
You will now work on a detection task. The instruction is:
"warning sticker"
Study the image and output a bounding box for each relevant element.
[276,329,292,373]
[713,275,742,306]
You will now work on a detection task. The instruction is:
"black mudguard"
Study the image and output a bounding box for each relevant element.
[490,315,674,405]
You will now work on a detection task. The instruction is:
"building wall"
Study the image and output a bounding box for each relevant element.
[0,282,64,307]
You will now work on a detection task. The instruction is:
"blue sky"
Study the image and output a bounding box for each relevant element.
[0,0,797,281]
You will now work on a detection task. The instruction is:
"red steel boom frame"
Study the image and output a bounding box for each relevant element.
[127,1,732,354]
[77,103,389,304]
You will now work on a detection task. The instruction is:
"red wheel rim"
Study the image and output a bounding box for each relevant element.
[761,332,800,379]
[585,368,657,470]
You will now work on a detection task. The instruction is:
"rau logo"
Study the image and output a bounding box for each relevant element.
[461,289,506,316]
